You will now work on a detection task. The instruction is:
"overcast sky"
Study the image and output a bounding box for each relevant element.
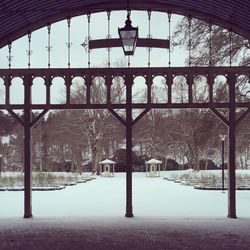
[0,10,186,69]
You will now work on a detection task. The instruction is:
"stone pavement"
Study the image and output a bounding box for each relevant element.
[0,216,250,250]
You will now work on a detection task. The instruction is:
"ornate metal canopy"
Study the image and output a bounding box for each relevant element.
[0,0,250,48]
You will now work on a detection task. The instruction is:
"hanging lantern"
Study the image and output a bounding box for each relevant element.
[118,12,138,56]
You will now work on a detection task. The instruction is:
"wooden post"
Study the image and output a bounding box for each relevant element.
[23,75,32,218]
[45,75,51,105]
[227,73,237,218]
[66,74,71,105]
[221,138,225,192]
[125,74,133,217]
[5,76,11,105]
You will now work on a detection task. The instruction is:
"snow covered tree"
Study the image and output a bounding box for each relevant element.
[173,16,250,170]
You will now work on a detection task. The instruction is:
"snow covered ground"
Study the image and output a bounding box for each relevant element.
[1,171,250,250]
[0,171,250,218]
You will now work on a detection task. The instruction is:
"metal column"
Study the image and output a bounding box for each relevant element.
[125,74,133,217]
[23,76,32,218]
[227,73,237,218]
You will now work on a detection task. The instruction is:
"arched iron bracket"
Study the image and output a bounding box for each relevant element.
[7,109,24,126]
[108,109,126,126]
[132,108,151,126]
[30,109,49,128]
[210,107,229,126]
[236,108,250,125]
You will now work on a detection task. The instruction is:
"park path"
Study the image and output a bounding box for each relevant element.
[0,216,250,249]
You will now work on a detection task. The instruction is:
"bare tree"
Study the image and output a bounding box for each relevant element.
[172,16,250,170]
[39,74,125,172]
[173,17,249,66]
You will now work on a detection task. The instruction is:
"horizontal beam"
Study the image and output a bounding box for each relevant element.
[89,38,170,50]
[0,66,250,77]
[0,66,249,112]
[2,102,250,110]
[0,66,249,75]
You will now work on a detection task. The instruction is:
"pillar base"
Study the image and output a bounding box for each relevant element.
[23,213,33,219]
[125,213,134,218]
[227,214,237,219]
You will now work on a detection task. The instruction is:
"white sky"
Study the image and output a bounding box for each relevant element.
[0,11,187,69]
[0,11,189,105]
[0,11,238,105]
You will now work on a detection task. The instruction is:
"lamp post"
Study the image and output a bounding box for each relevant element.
[118,11,138,56]
[220,134,226,192]
[0,154,2,177]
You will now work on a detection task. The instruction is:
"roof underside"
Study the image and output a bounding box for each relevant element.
[0,0,250,48]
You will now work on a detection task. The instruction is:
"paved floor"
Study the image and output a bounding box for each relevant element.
[0,216,250,250]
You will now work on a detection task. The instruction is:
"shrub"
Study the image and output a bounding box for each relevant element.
[199,159,218,170]
[166,158,179,170]
[112,149,147,172]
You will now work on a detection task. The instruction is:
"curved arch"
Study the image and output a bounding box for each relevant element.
[32,77,46,104]
[192,75,209,103]
[91,76,106,104]
[10,77,24,104]
[213,75,228,103]
[0,1,250,48]
[71,76,86,104]
[50,76,66,104]
[132,76,147,103]
[0,77,5,104]
[172,75,188,103]
[236,74,250,102]
[111,76,126,104]
[151,75,168,103]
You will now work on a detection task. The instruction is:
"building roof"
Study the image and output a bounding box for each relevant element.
[0,1,249,48]
[99,159,116,164]
[145,159,162,164]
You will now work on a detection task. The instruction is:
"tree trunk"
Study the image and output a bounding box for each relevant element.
[41,133,49,171]
[91,139,102,172]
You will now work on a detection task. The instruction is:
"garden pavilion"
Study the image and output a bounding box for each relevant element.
[99,159,116,177]
[145,159,162,177]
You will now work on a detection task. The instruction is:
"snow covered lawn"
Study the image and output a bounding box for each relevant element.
[0,171,250,218]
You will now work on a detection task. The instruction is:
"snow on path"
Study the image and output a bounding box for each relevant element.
[0,172,250,218]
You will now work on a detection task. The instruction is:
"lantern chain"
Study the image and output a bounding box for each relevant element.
[168,11,172,67]
[66,17,72,69]
[46,23,52,68]
[127,9,131,19]
[26,31,33,69]
[107,10,111,68]
[147,10,152,68]
[87,13,91,68]
[7,42,13,69]
[188,15,192,67]
[80,13,92,68]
